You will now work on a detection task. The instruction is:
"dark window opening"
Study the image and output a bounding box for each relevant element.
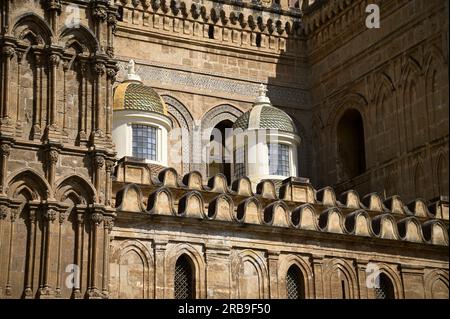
[174,254,195,299]
[208,25,215,39]
[286,265,305,299]
[337,109,366,179]
[209,120,233,184]
[117,6,124,22]
[375,273,395,299]
[256,33,262,47]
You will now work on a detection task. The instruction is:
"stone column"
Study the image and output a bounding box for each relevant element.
[39,208,57,298]
[0,144,11,195]
[105,160,114,207]
[355,260,370,299]
[79,62,89,144]
[48,53,61,130]
[106,11,118,58]
[15,51,24,133]
[73,212,84,299]
[102,216,114,297]
[93,62,106,137]
[205,245,231,299]
[106,67,117,139]
[32,53,44,140]
[311,255,325,299]
[91,2,108,52]
[23,209,37,299]
[0,204,10,298]
[267,250,280,299]
[4,207,17,297]
[44,0,61,33]
[87,212,104,298]
[55,210,67,298]
[154,240,167,299]
[0,45,16,124]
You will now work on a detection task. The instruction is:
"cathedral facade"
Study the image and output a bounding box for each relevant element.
[0,0,448,299]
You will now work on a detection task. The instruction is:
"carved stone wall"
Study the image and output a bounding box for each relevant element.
[308,0,449,201]
[109,160,449,299]
[0,0,117,299]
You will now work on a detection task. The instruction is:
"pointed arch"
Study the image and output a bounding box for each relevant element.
[201,104,243,181]
[424,269,449,299]
[230,249,269,299]
[59,25,99,55]
[424,47,448,141]
[374,72,397,162]
[401,57,428,150]
[55,175,96,204]
[6,168,52,200]
[278,255,314,299]
[323,258,359,299]
[13,13,53,45]
[110,239,154,299]
[166,243,206,299]
[161,95,194,174]
[370,263,404,299]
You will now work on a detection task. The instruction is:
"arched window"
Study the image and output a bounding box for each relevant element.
[209,120,233,184]
[117,6,124,21]
[375,273,395,299]
[286,265,305,299]
[174,254,195,299]
[337,109,366,179]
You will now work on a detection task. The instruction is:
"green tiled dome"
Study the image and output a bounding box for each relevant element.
[114,81,168,115]
[232,104,297,133]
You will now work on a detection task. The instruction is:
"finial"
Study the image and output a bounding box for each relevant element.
[128,59,135,75]
[255,83,271,104]
[125,59,141,82]
[258,83,268,97]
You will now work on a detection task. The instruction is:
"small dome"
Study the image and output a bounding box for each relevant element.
[113,59,167,115]
[113,81,168,115]
[233,84,297,133]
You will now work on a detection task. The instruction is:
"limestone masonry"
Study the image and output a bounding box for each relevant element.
[0,0,448,299]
